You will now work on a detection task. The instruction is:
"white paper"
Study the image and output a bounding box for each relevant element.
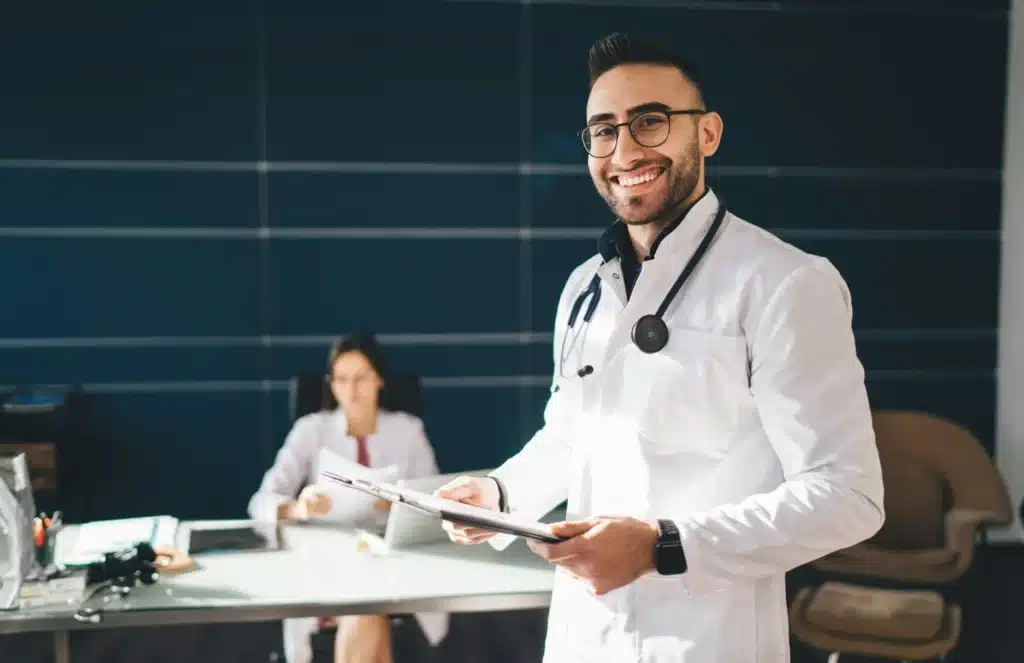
[313,449,399,525]
[58,515,178,566]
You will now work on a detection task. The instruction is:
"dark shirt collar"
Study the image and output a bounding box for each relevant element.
[597,188,712,265]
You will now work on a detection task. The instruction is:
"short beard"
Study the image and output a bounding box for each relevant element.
[601,141,702,227]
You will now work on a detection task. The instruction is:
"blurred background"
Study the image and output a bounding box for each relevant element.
[0,0,1021,661]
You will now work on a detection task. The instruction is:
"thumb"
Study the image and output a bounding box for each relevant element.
[549,518,598,539]
[435,477,480,502]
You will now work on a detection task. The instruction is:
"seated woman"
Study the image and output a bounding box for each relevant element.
[248,331,445,663]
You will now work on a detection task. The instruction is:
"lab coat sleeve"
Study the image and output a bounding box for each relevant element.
[246,416,319,522]
[670,259,885,592]
[486,266,588,550]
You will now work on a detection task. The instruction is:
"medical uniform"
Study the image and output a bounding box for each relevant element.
[488,189,885,662]
[248,408,447,663]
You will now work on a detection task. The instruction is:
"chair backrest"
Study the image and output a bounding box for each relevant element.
[289,373,425,422]
[868,410,1013,550]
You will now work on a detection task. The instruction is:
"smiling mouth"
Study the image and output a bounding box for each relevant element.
[611,167,665,189]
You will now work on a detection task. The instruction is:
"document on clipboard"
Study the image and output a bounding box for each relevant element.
[320,471,566,544]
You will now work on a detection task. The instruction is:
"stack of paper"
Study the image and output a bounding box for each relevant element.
[313,449,399,525]
[56,515,178,567]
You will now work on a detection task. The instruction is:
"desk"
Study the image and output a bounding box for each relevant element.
[0,520,556,663]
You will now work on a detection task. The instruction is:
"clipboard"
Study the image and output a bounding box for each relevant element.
[320,471,566,544]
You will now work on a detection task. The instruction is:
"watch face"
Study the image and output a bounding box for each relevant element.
[657,543,687,575]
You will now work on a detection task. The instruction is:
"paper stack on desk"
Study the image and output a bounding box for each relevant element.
[56,515,179,567]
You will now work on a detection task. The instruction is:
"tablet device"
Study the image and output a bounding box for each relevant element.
[186,522,281,555]
[321,471,566,544]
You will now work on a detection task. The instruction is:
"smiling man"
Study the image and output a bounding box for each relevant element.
[437,33,885,662]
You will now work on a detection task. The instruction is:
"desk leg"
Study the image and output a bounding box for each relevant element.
[53,629,70,663]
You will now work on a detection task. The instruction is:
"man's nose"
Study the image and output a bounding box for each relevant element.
[611,127,644,169]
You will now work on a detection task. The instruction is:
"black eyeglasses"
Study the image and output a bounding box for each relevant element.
[580,109,708,158]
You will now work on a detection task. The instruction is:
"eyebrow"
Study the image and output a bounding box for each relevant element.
[587,101,672,125]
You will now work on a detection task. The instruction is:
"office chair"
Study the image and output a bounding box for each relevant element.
[789,410,1013,661]
[289,373,425,422]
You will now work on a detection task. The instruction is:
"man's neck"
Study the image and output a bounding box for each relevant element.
[627,184,706,262]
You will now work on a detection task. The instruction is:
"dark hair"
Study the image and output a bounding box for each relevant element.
[327,330,390,380]
[587,33,707,107]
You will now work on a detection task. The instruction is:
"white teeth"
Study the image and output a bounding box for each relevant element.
[618,170,660,187]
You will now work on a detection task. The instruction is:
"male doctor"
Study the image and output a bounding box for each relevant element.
[437,33,885,662]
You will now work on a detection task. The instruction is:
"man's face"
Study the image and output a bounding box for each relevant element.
[585,64,707,226]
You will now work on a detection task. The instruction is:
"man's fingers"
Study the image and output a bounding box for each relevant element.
[442,519,493,544]
[549,519,598,539]
[434,476,480,503]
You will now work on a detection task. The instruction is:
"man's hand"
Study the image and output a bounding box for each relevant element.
[434,475,501,544]
[527,516,660,595]
[288,485,333,521]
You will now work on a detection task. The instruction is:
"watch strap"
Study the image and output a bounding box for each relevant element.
[490,476,510,513]
[656,518,687,575]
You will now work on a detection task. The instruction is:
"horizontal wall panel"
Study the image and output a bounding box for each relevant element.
[0,239,261,337]
[530,7,1006,168]
[267,173,520,229]
[773,0,1008,9]
[264,2,522,163]
[507,0,1007,10]
[0,345,263,385]
[268,384,528,480]
[0,171,258,229]
[85,391,266,521]
[421,387,526,474]
[531,175,1004,232]
[528,238,606,337]
[267,239,521,334]
[0,2,258,160]
[796,237,1000,328]
[867,375,996,453]
[529,237,999,333]
[269,343,528,382]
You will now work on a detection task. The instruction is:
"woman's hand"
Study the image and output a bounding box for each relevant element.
[288,485,333,520]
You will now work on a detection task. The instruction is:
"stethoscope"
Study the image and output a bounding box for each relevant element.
[558,201,728,380]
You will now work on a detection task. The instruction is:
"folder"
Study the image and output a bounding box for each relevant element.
[320,471,566,544]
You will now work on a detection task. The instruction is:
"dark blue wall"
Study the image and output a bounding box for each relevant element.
[0,0,1008,521]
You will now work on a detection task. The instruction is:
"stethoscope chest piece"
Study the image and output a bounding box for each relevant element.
[632,314,669,354]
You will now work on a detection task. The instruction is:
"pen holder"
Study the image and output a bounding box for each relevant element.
[37,522,60,568]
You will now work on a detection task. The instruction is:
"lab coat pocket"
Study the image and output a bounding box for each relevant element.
[632,329,748,456]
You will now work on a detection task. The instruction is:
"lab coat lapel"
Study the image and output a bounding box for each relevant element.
[595,260,626,307]
[597,190,723,364]
[599,256,674,365]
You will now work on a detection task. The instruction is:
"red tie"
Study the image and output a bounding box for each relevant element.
[356,436,370,467]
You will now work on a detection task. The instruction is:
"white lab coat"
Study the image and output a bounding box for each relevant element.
[488,189,885,662]
[248,408,448,663]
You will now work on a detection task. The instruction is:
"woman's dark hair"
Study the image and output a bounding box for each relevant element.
[327,330,390,380]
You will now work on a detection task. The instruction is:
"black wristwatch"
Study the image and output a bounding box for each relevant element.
[654,519,687,575]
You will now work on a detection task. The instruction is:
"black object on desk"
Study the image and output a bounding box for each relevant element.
[188,526,279,555]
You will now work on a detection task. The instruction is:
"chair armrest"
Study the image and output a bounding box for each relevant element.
[811,508,997,584]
